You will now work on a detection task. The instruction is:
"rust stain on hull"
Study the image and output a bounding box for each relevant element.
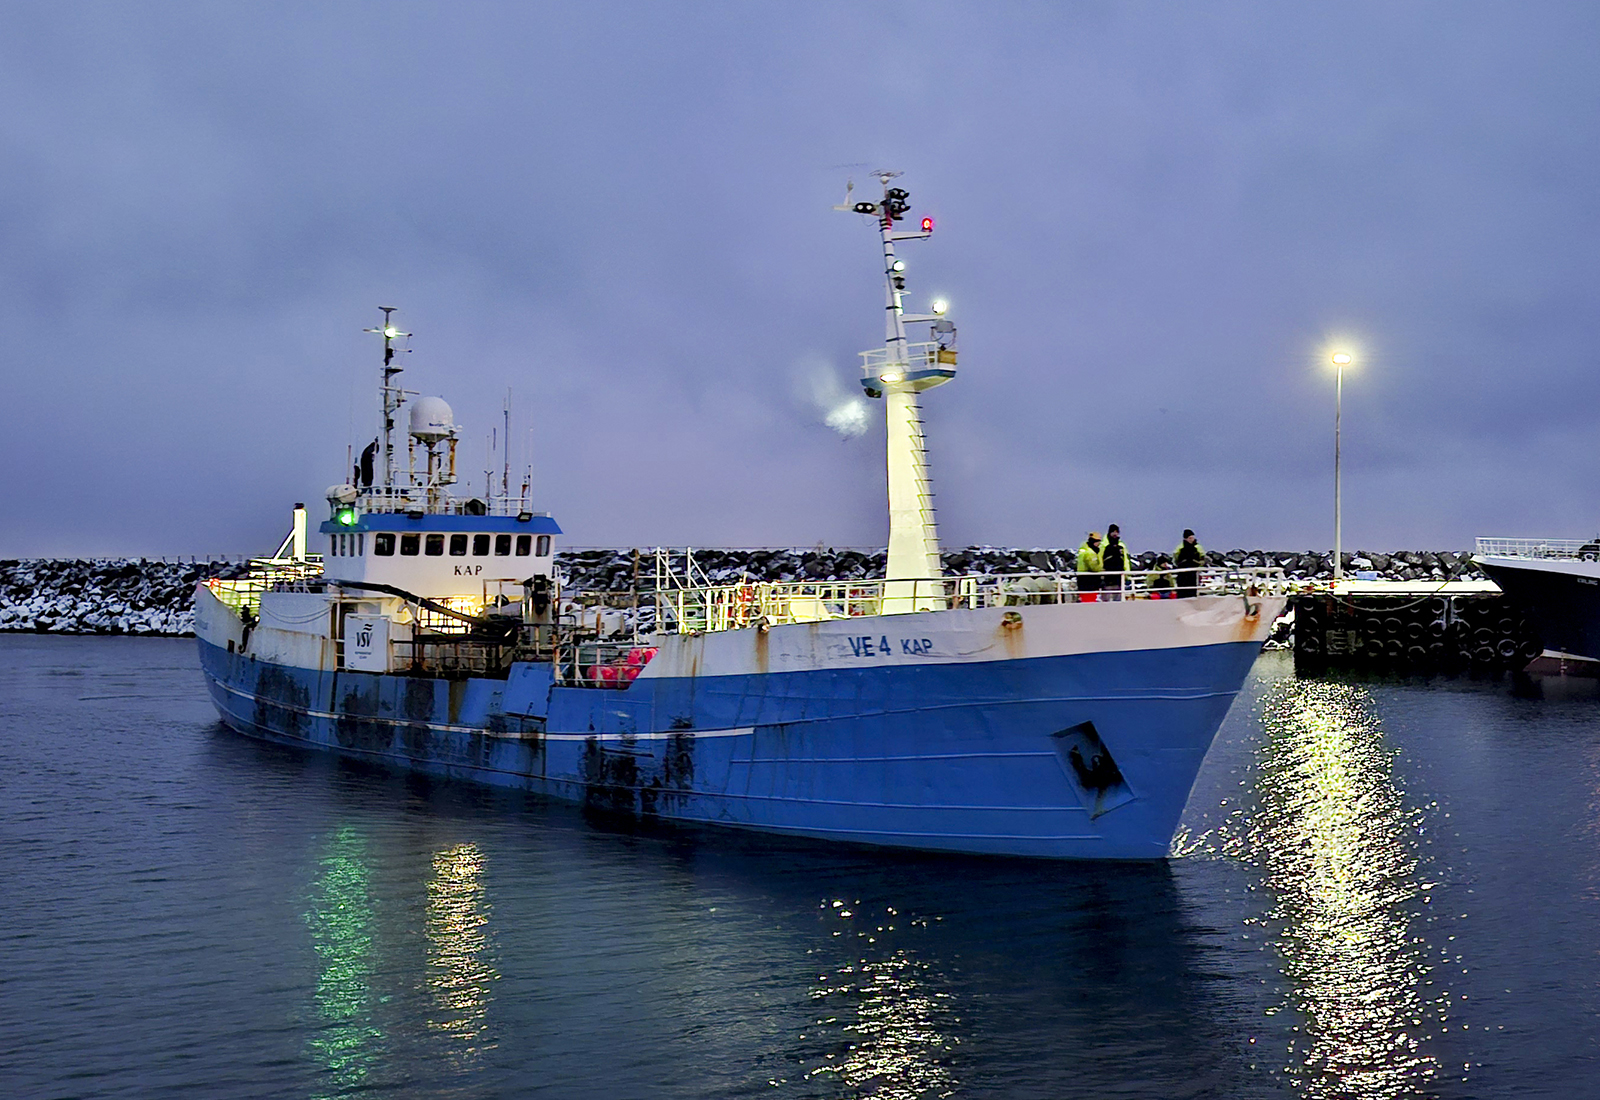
[999,610,1026,660]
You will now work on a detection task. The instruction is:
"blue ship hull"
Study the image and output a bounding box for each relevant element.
[198,636,1260,859]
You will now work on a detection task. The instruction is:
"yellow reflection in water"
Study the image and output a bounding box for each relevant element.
[304,826,383,1096]
[1250,680,1445,1098]
[425,842,498,1054]
[803,903,957,1098]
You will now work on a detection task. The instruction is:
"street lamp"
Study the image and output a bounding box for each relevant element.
[1331,351,1353,582]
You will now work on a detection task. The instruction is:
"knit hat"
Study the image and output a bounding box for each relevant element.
[1107,524,1120,535]
[1183,529,1196,538]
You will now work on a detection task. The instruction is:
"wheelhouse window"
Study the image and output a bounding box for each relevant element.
[472,534,491,556]
[356,533,364,555]
[494,534,512,556]
[515,534,531,556]
[536,535,551,557]
[425,534,445,556]
[374,533,395,556]
[449,534,468,556]
[400,533,420,556]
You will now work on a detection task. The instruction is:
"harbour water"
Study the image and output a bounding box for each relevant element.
[3,635,1596,1098]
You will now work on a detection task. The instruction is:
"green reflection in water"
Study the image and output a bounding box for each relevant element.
[304,825,383,1097]
[425,842,499,1057]
[802,902,957,1098]
[1249,679,1448,1098]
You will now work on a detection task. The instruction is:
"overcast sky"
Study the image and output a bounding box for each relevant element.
[4,1,1598,558]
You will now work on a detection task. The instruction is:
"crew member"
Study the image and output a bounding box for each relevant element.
[1076,532,1103,602]
[1174,529,1206,599]
[1100,524,1131,601]
[1148,554,1176,597]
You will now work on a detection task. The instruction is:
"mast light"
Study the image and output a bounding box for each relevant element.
[931,299,948,315]
[921,217,934,233]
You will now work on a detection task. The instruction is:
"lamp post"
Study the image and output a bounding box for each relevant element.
[1331,351,1352,582]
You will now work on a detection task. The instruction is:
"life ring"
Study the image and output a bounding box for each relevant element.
[734,583,755,626]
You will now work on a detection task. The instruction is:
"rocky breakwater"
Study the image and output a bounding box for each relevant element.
[0,559,240,637]
[0,548,1488,639]
[557,546,1488,591]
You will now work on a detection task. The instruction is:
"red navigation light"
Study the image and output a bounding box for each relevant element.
[921,217,935,233]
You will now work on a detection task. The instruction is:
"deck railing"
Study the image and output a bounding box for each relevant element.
[205,566,324,619]
[858,341,957,379]
[352,487,551,518]
[1476,537,1600,562]
[654,567,1286,635]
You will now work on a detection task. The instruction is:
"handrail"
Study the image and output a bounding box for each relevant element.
[1476,536,1599,561]
[858,341,955,375]
[652,567,1286,634]
[353,486,550,518]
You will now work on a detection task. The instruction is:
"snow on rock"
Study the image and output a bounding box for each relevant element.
[0,559,242,637]
[0,547,1488,638]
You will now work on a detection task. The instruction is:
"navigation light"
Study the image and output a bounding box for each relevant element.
[336,507,358,526]
[921,217,934,233]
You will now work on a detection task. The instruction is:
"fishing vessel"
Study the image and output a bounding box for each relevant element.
[195,176,1286,859]
[1476,536,1600,663]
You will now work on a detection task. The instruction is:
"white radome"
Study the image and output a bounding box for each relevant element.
[408,396,455,443]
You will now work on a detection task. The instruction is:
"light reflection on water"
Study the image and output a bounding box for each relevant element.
[304,826,384,1097]
[17,638,1599,1098]
[802,901,958,1098]
[1247,678,1450,1098]
[425,841,499,1056]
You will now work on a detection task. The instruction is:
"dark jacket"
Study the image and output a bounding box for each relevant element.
[1100,538,1132,574]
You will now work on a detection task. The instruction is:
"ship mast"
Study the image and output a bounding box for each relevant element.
[364,307,411,497]
[837,173,958,612]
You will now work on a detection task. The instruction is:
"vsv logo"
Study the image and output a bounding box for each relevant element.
[354,623,373,649]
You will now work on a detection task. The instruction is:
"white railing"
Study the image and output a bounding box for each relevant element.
[858,341,957,379]
[354,487,551,518]
[653,567,1286,635]
[206,570,324,619]
[1476,537,1600,561]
